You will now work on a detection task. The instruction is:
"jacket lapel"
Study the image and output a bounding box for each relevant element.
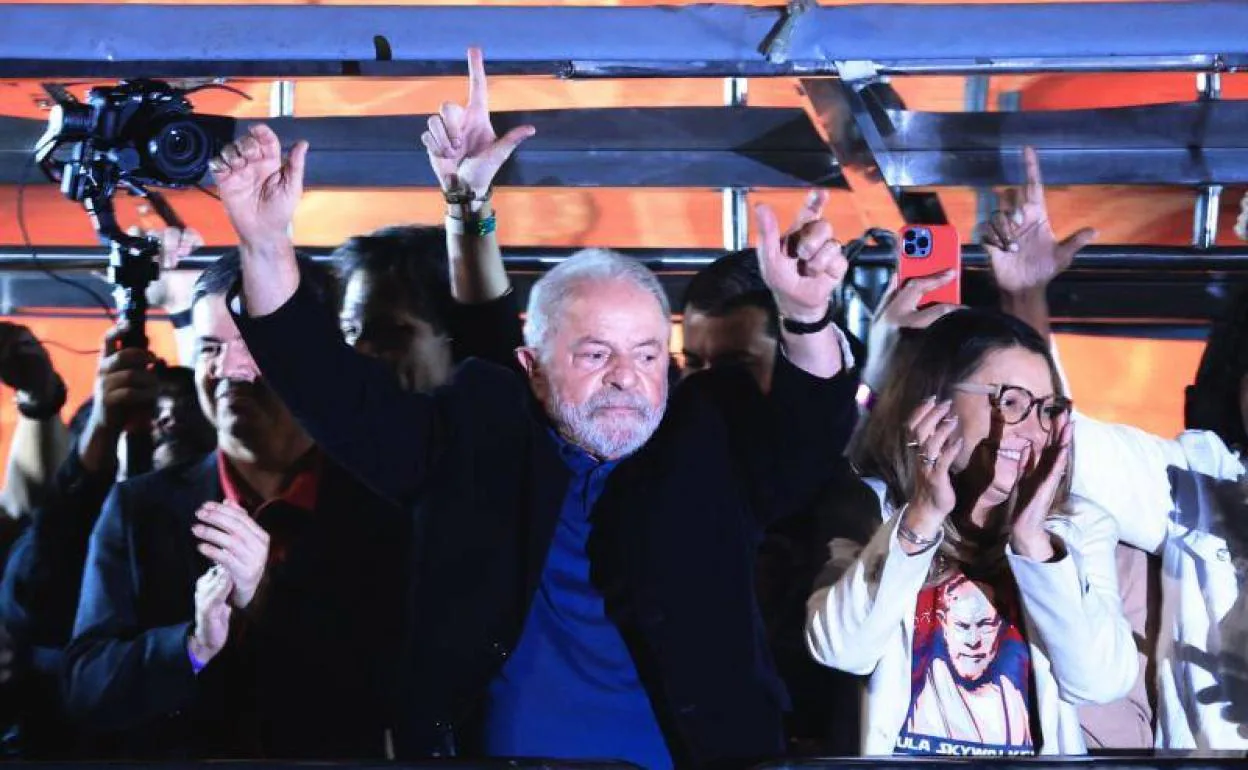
[522,418,571,602]
[176,452,224,586]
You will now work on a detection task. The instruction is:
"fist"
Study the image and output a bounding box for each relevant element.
[0,324,57,398]
[89,324,160,435]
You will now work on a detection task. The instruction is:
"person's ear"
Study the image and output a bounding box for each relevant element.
[516,347,550,401]
[515,346,539,378]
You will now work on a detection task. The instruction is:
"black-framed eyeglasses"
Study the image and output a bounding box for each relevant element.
[952,382,1072,432]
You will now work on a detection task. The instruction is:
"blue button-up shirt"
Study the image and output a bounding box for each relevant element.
[484,432,672,769]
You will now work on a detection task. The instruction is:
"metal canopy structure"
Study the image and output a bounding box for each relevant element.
[0,110,842,189]
[2,3,1247,78]
[3,2,1248,328]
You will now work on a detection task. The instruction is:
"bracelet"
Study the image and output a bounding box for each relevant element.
[897,522,941,552]
[444,213,497,238]
[443,185,492,207]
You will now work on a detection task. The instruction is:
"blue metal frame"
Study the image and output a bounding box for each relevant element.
[2,3,1247,78]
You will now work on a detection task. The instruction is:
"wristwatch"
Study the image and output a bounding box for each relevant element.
[780,304,836,335]
[443,183,492,207]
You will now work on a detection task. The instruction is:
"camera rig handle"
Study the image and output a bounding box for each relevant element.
[83,192,158,477]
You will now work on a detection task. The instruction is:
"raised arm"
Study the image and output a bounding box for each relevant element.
[982,146,1097,339]
[424,48,531,365]
[423,47,534,306]
[754,192,847,379]
[211,124,515,505]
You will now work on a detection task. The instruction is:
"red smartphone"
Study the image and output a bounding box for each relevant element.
[897,224,961,306]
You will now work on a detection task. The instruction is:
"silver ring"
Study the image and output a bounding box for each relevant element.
[906,440,922,448]
[918,453,938,467]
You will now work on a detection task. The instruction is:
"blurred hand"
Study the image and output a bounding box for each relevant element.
[193,500,270,610]
[211,124,306,247]
[0,323,59,399]
[189,566,233,667]
[133,227,204,313]
[422,47,536,200]
[979,147,1097,295]
[862,271,961,392]
[754,191,847,323]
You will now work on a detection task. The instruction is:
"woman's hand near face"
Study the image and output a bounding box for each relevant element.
[1009,412,1073,561]
[899,397,963,553]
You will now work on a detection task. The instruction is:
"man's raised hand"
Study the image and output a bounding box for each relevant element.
[422,47,536,199]
[210,124,308,246]
[753,191,847,323]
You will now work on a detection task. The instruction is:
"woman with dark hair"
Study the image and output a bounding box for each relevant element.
[806,308,1136,756]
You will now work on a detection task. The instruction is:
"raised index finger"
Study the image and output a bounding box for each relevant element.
[1022,146,1045,206]
[466,47,488,112]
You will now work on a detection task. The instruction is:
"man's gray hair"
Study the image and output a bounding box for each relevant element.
[523,248,671,354]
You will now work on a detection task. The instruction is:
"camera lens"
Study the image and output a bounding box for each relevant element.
[903,231,916,242]
[148,119,211,185]
[917,236,930,250]
[903,243,916,256]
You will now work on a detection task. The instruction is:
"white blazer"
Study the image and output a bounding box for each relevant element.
[1070,414,1248,751]
[805,483,1138,755]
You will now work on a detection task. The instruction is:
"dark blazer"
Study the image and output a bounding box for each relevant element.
[63,452,407,759]
[234,281,859,769]
[0,447,117,758]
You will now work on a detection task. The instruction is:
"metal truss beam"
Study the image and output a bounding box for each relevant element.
[799,77,946,229]
[0,109,841,189]
[1,3,1247,79]
[3,245,1246,330]
[852,99,1248,187]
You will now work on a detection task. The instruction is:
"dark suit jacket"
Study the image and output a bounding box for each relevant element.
[63,452,407,759]
[234,281,859,769]
[0,447,117,757]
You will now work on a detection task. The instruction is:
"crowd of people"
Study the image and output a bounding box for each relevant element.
[0,49,1244,767]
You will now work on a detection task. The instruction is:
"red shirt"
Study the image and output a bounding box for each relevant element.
[216,449,322,565]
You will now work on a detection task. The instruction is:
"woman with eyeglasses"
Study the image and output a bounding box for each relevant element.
[806,308,1137,756]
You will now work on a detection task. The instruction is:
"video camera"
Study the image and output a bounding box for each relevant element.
[34,79,235,347]
[33,80,235,478]
[36,79,234,204]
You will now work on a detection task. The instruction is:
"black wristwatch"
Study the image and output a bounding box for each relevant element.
[780,304,836,335]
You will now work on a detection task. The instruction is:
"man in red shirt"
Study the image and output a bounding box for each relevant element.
[64,253,407,759]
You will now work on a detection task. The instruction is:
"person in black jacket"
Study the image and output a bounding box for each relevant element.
[63,255,407,759]
[0,322,161,758]
[211,48,859,770]
[681,251,874,756]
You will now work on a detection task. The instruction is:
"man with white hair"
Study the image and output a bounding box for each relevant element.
[209,102,857,766]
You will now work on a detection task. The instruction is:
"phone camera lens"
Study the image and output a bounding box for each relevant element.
[903,243,916,256]
[917,236,930,250]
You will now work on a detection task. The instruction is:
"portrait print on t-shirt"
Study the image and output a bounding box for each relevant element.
[895,571,1035,757]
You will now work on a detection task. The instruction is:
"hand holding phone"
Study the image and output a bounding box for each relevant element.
[897,225,961,306]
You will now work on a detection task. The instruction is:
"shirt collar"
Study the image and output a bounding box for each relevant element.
[548,428,619,475]
[217,448,322,513]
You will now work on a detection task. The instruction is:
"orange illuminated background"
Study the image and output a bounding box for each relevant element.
[0,0,1233,474]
